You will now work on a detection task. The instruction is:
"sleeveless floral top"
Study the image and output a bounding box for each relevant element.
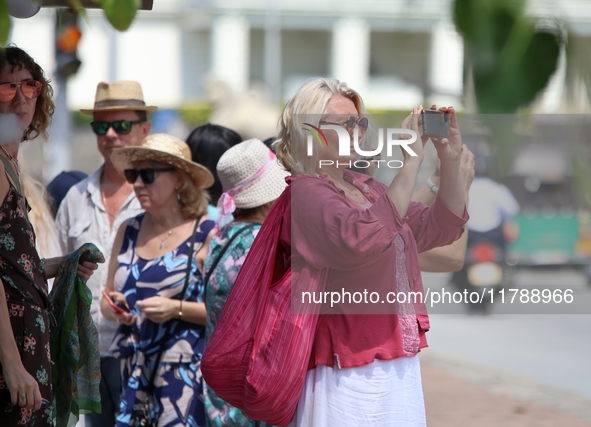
[0,184,49,309]
[0,181,53,427]
[110,213,215,363]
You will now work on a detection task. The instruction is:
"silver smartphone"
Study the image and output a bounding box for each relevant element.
[422,109,449,138]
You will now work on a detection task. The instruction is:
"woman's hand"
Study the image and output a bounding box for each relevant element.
[77,261,99,281]
[399,106,426,165]
[430,106,463,163]
[3,361,43,411]
[430,107,466,217]
[386,106,426,217]
[104,291,136,325]
[136,296,179,323]
[43,256,101,280]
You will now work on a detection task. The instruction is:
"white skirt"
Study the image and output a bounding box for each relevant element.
[288,355,426,427]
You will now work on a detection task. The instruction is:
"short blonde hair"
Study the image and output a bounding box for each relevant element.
[274,78,365,175]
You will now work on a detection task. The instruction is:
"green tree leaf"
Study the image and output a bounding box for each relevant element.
[455,0,561,113]
[101,0,139,31]
[0,0,10,46]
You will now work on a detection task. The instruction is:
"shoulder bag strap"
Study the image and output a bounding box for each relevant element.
[179,215,202,300]
[0,155,21,194]
[203,222,257,290]
[0,156,30,223]
[146,214,203,391]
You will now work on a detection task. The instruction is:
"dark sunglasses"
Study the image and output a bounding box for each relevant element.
[321,116,369,132]
[90,120,145,136]
[0,80,42,102]
[124,168,175,184]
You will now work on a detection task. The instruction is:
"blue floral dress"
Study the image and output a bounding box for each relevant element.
[203,221,273,427]
[0,183,53,426]
[110,213,214,427]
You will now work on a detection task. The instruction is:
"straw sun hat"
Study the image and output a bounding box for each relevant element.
[111,134,214,189]
[80,80,157,114]
[217,138,289,210]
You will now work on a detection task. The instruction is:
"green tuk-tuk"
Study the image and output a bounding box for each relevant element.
[505,144,591,268]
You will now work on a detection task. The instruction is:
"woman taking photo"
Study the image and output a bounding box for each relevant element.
[273,78,468,426]
[0,45,97,427]
[100,134,216,427]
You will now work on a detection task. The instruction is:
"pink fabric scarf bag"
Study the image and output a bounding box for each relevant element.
[201,183,326,427]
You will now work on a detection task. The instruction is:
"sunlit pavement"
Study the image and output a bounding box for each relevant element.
[421,268,591,423]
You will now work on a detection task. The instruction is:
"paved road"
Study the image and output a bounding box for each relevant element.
[422,268,591,401]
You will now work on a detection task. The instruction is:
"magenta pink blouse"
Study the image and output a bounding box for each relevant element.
[281,171,468,370]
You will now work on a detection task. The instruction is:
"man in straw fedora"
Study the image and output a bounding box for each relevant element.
[55,80,155,427]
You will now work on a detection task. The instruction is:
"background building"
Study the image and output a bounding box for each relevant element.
[7,0,591,178]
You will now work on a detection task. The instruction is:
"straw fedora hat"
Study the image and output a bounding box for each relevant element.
[217,138,289,209]
[80,80,158,115]
[111,134,214,190]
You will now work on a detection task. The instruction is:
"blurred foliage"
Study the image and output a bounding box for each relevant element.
[100,0,139,31]
[0,0,9,45]
[72,110,93,127]
[454,0,563,114]
[453,0,565,182]
[178,102,214,129]
[0,0,139,45]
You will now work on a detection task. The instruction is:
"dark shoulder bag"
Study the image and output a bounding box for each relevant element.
[130,217,202,427]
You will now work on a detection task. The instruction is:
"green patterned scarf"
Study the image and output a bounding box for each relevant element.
[50,243,104,427]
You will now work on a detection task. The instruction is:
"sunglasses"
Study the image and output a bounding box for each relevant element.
[124,168,175,184]
[90,120,145,136]
[320,116,369,132]
[0,80,42,102]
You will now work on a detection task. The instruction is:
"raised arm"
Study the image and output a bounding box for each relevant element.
[432,106,465,217]
[385,107,426,217]
[418,145,475,272]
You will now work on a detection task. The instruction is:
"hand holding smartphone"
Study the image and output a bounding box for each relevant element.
[101,290,130,315]
[422,109,449,139]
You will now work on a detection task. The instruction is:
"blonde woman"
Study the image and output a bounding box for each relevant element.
[273,78,468,427]
[100,134,215,427]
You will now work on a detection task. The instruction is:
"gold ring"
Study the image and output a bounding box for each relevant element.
[19,394,25,403]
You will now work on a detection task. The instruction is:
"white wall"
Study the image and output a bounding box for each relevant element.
[115,20,182,108]
[8,11,55,78]
[67,16,111,110]
[9,10,183,110]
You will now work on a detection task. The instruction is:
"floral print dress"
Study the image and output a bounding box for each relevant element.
[0,183,53,427]
[203,221,273,427]
[110,214,215,427]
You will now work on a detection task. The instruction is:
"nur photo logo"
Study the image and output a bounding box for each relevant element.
[303,123,329,147]
[303,119,419,170]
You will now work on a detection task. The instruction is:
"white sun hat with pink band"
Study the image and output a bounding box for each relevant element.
[216,138,289,226]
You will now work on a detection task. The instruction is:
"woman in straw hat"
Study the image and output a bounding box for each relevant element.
[0,45,99,427]
[202,138,288,426]
[100,134,216,427]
